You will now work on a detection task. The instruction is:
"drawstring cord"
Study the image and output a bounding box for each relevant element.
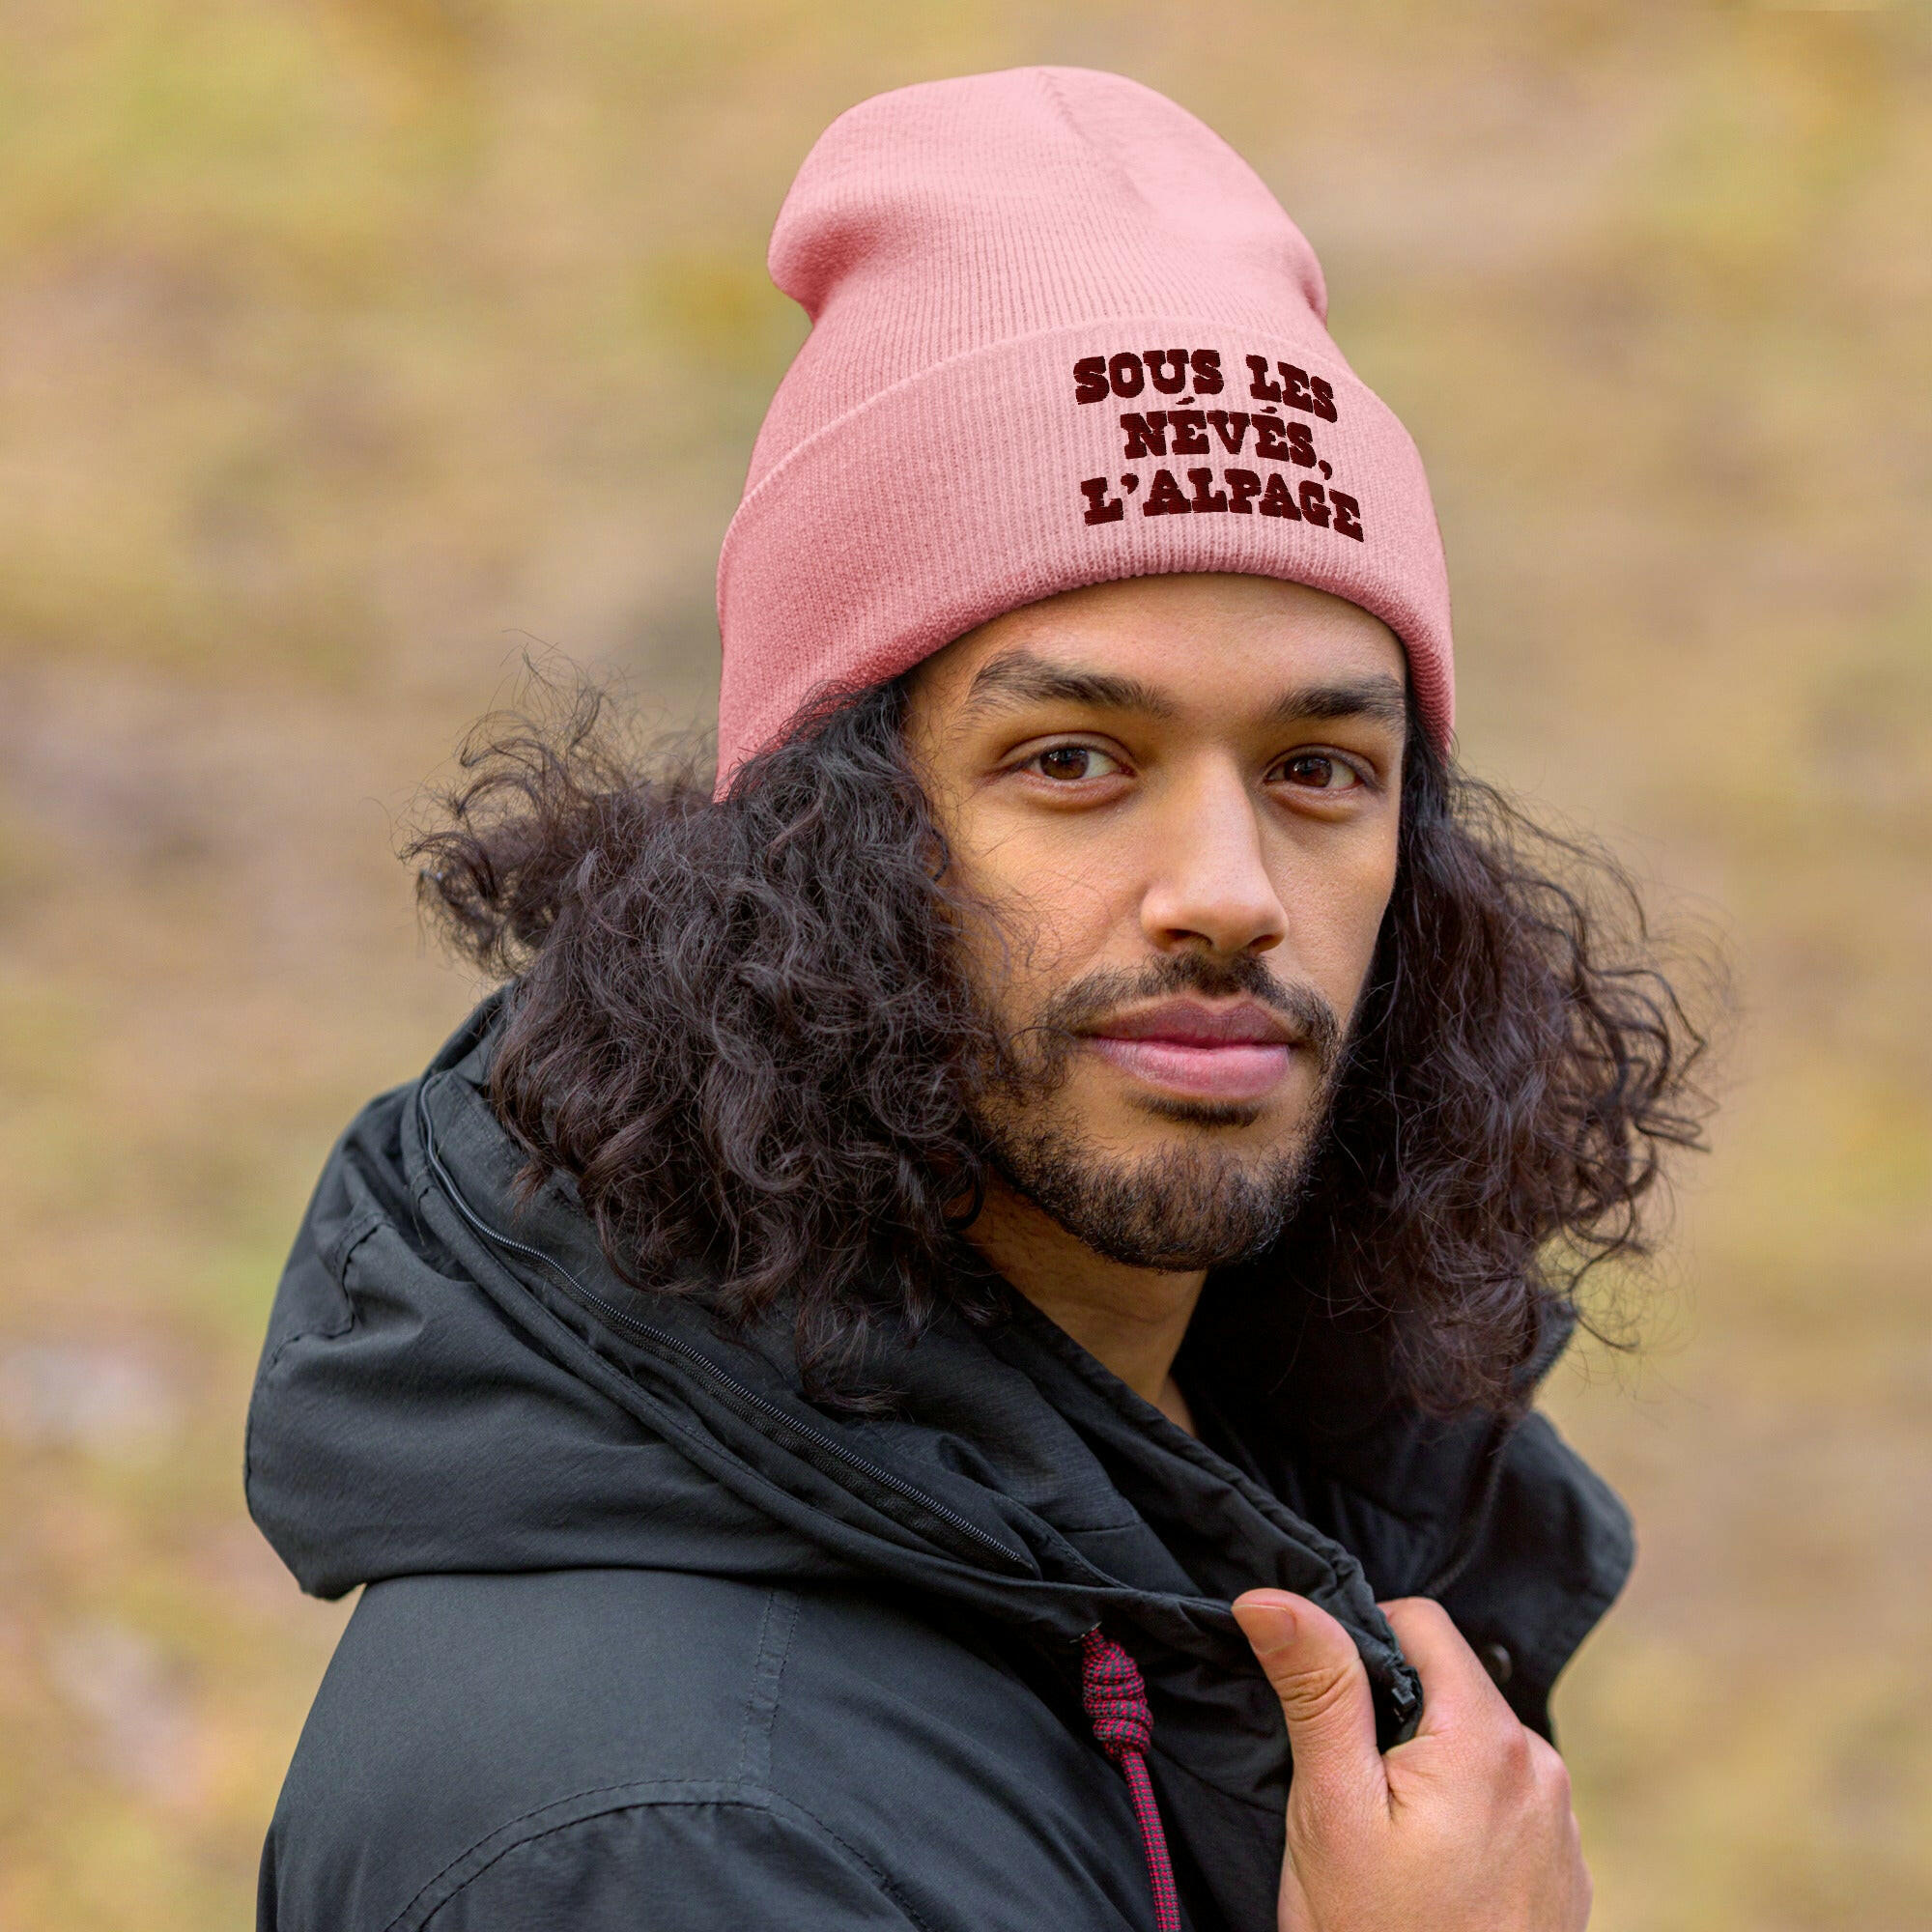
[1079,1630,1180,1932]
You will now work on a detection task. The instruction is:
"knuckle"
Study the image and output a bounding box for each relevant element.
[1525,1733,1573,1801]
[1380,1594,1452,1639]
[1493,1719,1536,1783]
[1275,1660,1358,1726]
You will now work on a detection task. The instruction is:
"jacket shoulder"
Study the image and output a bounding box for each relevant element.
[263,1566,823,1931]
[276,1785,926,1932]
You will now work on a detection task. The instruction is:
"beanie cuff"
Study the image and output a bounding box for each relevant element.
[716,316,1452,785]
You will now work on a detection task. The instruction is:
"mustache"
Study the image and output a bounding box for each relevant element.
[1023,952,1345,1076]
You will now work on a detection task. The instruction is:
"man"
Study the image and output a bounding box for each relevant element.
[250,68,1706,1931]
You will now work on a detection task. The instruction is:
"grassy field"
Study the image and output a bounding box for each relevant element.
[1,4,1927,1926]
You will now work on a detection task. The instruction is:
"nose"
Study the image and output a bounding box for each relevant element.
[1138,759,1288,958]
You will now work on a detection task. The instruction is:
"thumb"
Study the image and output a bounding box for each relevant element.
[1233,1591,1383,1799]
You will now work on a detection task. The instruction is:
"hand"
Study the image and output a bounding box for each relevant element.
[1232,1591,1591,1932]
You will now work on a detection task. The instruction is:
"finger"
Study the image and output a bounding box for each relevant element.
[1378,1597,1517,1738]
[1232,1590,1383,1799]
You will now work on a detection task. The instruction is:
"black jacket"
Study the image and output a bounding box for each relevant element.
[248,1001,1634,1931]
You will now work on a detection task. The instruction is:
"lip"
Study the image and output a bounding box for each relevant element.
[1081,999,1299,1103]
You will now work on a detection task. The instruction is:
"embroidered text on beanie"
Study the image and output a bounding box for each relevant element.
[715,67,1454,783]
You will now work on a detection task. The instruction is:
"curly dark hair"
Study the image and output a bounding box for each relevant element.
[409,670,1714,1415]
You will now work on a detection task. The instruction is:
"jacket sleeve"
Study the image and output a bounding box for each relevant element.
[414,1790,926,1932]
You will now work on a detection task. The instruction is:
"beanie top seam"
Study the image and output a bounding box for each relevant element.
[1035,67,1151,217]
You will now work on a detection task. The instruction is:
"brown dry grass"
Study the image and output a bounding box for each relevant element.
[1,4,1927,1926]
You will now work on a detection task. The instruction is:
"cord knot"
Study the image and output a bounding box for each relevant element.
[1079,1629,1154,1762]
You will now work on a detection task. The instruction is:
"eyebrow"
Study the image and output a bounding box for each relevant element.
[1262,672,1408,732]
[960,648,1409,734]
[961,649,1176,720]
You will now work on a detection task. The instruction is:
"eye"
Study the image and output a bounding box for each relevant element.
[1274,752,1363,791]
[1029,744,1122,782]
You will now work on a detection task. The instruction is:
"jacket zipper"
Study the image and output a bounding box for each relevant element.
[413,1080,1023,1570]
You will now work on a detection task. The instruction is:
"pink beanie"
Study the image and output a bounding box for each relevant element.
[715,66,1454,783]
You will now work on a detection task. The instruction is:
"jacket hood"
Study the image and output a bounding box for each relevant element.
[248,996,1632,1835]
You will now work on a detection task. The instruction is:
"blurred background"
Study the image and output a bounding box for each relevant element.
[1,2,1927,1926]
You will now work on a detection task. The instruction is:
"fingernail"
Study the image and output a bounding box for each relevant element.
[1233,1592,1298,1644]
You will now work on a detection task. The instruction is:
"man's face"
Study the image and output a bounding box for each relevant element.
[904,572,1408,1272]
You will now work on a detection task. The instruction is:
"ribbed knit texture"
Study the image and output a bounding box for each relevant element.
[716,67,1454,784]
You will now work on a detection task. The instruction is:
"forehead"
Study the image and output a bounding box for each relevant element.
[914,572,1408,718]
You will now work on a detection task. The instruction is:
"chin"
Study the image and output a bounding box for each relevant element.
[988,1115,1320,1274]
[1068,1094,1321,1182]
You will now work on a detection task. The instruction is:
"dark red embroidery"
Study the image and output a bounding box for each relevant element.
[1079,477,1125,524]
[1186,468,1228,513]
[1076,345,1362,540]
[1259,472,1301,519]
[1144,349,1189,394]
[1142,469,1191,516]
[1166,410,1209,455]
[1207,410,1250,454]
[1121,412,1169,459]
[1226,468,1263,514]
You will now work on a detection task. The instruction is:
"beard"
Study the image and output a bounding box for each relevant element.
[970,951,1348,1272]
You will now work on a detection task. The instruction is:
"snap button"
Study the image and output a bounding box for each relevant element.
[1478,1641,1514,1687]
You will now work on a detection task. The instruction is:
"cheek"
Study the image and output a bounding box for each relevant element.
[1274,835,1398,1009]
[952,820,1137,993]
